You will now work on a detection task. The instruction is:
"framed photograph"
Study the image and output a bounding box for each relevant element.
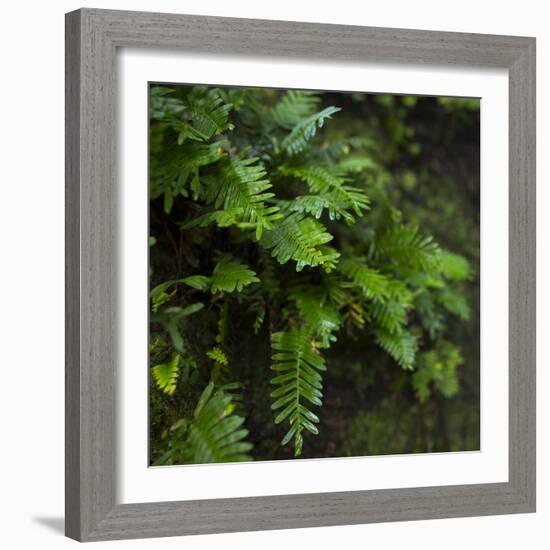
[65,8,536,542]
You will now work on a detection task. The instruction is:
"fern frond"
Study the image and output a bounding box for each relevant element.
[151,354,180,395]
[183,256,259,294]
[204,157,282,239]
[376,225,440,271]
[150,141,223,211]
[340,258,392,302]
[183,383,253,463]
[413,344,462,402]
[375,329,417,370]
[290,288,341,348]
[270,329,326,456]
[271,90,321,129]
[282,106,341,155]
[281,165,369,220]
[207,346,229,366]
[261,213,339,272]
[439,250,471,281]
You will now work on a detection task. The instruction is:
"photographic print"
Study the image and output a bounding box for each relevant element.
[148,84,480,466]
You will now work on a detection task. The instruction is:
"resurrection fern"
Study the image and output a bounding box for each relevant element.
[270,329,327,456]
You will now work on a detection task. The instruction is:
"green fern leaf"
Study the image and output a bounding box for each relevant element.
[271,90,321,129]
[182,383,253,463]
[439,250,471,280]
[183,257,259,294]
[204,157,282,239]
[270,329,326,456]
[152,354,180,395]
[282,106,341,155]
[281,165,369,220]
[340,258,392,302]
[261,213,339,271]
[376,225,440,271]
[375,329,418,370]
[290,288,341,348]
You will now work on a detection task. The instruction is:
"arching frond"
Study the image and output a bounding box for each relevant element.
[282,106,341,155]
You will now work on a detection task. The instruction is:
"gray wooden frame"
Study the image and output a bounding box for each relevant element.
[65,8,536,542]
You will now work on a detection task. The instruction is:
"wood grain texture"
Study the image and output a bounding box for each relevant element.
[65,8,536,542]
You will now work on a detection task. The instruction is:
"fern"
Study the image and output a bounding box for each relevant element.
[204,157,282,239]
[271,90,321,129]
[340,258,392,302]
[281,165,369,221]
[376,225,440,271]
[290,288,341,348]
[440,250,471,281]
[261,213,340,272]
[375,329,418,370]
[159,383,253,464]
[413,345,462,402]
[183,256,259,294]
[151,354,180,395]
[270,329,326,456]
[282,106,341,155]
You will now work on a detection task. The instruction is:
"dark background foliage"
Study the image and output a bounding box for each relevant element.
[148,84,480,464]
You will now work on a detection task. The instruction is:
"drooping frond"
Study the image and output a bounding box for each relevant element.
[271,90,321,129]
[181,383,253,463]
[282,106,341,155]
[375,329,418,370]
[183,256,259,294]
[376,225,441,271]
[270,329,326,456]
[260,213,340,272]
[151,354,180,395]
[204,157,282,239]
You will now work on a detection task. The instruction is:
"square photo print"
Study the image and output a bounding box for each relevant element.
[148,84,480,465]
